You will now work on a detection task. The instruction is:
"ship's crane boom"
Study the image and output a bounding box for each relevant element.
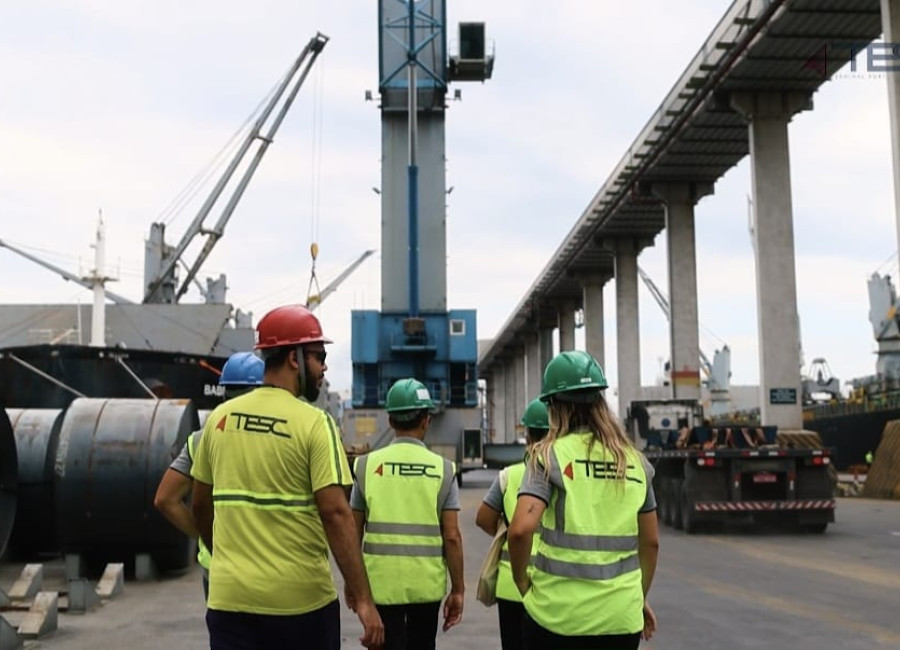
[637,265,730,393]
[144,32,329,304]
[637,266,714,374]
[306,249,376,312]
[0,237,133,305]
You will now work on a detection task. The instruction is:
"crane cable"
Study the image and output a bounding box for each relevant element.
[874,249,898,277]
[306,58,326,307]
[157,79,281,228]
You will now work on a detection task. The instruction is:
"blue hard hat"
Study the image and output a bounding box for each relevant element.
[219,352,264,386]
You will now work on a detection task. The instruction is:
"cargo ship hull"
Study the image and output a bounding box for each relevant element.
[0,344,227,411]
[803,407,900,470]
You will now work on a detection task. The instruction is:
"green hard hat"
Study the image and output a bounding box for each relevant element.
[521,398,550,429]
[540,350,608,402]
[385,378,435,413]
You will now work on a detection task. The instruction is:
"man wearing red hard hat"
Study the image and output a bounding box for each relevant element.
[191,304,384,649]
[253,303,331,403]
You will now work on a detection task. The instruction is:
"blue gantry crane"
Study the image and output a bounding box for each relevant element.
[347,1,493,480]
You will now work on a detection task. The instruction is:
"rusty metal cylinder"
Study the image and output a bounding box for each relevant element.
[54,398,198,571]
[0,409,17,556]
[7,408,63,554]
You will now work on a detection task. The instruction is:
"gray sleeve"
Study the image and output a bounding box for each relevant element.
[441,478,461,510]
[168,442,192,477]
[481,476,503,512]
[639,454,658,513]
[518,464,552,504]
[349,481,366,511]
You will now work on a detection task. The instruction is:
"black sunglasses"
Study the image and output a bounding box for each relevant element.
[305,350,327,364]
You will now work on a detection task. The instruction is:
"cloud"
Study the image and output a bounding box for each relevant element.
[0,0,895,411]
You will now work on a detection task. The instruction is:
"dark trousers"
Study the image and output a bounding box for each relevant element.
[206,599,340,650]
[497,598,525,650]
[376,601,441,650]
[522,611,641,650]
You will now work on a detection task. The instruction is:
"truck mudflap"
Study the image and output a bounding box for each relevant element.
[693,499,836,512]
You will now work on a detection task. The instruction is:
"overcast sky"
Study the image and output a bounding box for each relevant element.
[1,1,897,403]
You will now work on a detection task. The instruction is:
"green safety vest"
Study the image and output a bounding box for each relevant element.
[354,440,456,605]
[496,462,537,603]
[523,432,647,636]
[186,431,212,571]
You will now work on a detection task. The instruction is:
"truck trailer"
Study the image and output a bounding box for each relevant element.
[627,399,836,533]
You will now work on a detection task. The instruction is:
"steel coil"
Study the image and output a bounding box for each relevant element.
[0,409,17,557]
[7,408,63,554]
[54,398,198,572]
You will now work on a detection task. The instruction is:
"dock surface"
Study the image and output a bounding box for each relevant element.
[2,469,899,649]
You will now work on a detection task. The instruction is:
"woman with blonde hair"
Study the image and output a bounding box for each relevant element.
[508,350,659,650]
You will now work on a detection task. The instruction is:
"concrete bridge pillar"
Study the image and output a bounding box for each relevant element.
[557,300,577,352]
[614,238,641,420]
[731,91,812,430]
[485,373,497,442]
[539,325,554,371]
[537,325,554,395]
[651,182,713,402]
[504,356,518,443]
[883,0,900,259]
[513,346,527,436]
[525,331,542,403]
[489,364,506,443]
[581,273,609,369]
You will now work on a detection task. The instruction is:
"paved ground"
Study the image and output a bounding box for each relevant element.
[2,469,899,649]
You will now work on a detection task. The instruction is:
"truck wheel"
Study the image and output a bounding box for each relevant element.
[806,522,827,534]
[681,488,697,534]
[671,481,684,531]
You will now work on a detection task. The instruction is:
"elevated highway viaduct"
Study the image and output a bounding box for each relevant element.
[478,0,900,439]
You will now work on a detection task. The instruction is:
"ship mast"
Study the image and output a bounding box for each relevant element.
[85,213,116,347]
[0,236,131,305]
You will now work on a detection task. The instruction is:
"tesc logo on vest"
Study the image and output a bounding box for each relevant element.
[374,462,441,479]
[215,412,291,439]
[563,460,641,483]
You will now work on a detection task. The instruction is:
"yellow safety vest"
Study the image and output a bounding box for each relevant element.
[496,462,536,603]
[524,432,647,636]
[186,431,212,571]
[354,440,456,605]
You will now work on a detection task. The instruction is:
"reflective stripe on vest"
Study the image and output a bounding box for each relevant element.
[533,553,641,580]
[362,542,444,557]
[365,522,441,535]
[524,433,646,636]
[187,431,212,570]
[363,520,444,557]
[539,527,638,552]
[323,413,345,486]
[211,490,316,511]
[354,443,454,604]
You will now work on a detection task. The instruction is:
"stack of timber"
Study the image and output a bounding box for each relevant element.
[775,430,824,449]
[776,429,840,489]
[862,420,900,500]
